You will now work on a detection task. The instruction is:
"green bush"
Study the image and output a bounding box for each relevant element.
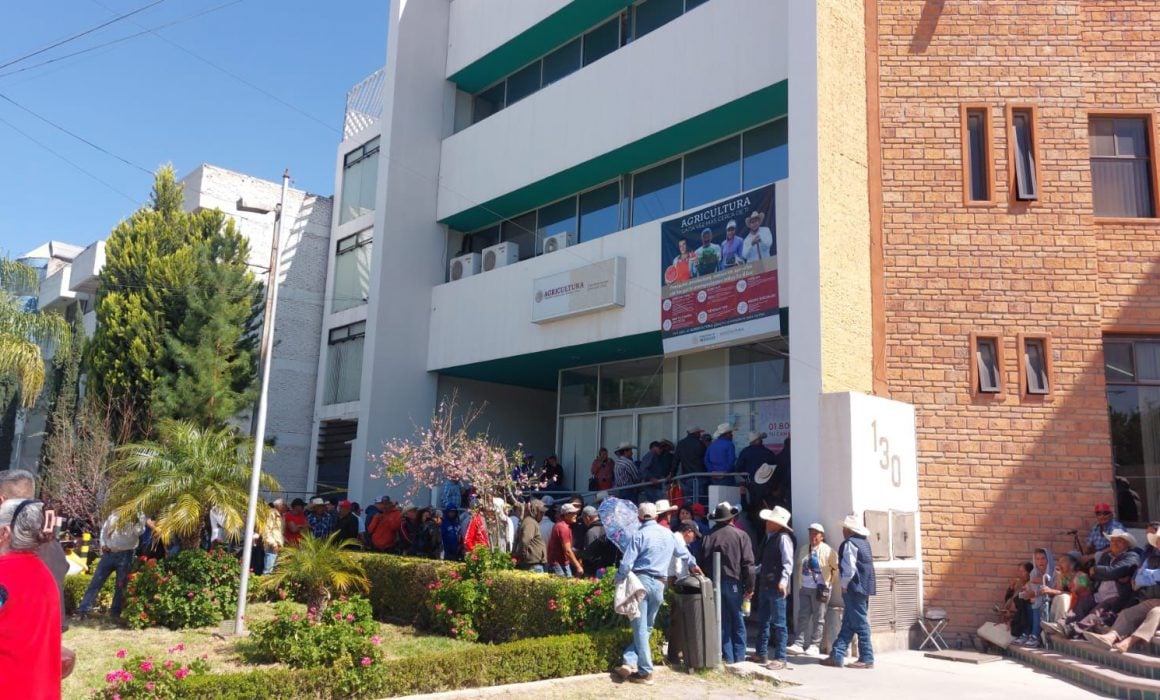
[241,597,380,669]
[64,572,115,614]
[122,547,240,629]
[356,554,461,626]
[178,628,659,699]
[89,647,211,699]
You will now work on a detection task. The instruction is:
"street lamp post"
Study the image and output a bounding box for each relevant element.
[234,169,289,635]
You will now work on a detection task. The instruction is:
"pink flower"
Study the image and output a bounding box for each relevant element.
[175,667,190,680]
[290,613,300,622]
[164,661,174,669]
[593,589,603,596]
[115,649,126,659]
[113,695,121,700]
[140,661,154,672]
[370,635,382,645]
[146,683,155,691]
[346,614,355,622]
[105,672,119,684]
[548,599,557,610]
[360,656,372,667]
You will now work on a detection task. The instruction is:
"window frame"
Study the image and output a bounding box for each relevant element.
[960,105,995,206]
[1017,333,1053,398]
[1007,105,1040,204]
[969,332,1005,397]
[1088,111,1160,222]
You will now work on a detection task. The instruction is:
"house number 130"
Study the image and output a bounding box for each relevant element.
[871,420,903,487]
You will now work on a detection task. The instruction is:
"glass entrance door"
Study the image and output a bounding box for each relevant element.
[600,414,635,461]
[559,415,597,492]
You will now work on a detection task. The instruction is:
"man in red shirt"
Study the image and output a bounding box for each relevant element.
[0,498,62,698]
[547,503,584,578]
[283,498,307,546]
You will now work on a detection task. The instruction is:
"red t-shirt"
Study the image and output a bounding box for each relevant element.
[547,520,573,566]
[0,551,61,699]
[283,511,307,546]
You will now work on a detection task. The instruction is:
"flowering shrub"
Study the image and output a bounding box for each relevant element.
[242,596,380,670]
[90,646,210,699]
[427,545,515,642]
[551,568,620,633]
[463,544,514,579]
[121,546,240,630]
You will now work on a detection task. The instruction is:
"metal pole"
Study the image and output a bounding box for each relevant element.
[713,551,722,651]
[234,169,289,635]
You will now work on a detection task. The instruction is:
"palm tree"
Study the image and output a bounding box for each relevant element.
[0,258,69,407]
[106,419,279,549]
[261,533,369,610]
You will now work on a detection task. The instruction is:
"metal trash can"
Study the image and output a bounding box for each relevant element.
[669,574,721,669]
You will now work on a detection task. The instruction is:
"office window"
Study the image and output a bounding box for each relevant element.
[1019,334,1051,396]
[962,107,992,203]
[472,82,505,124]
[683,136,741,209]
[582,16,621,66]
[1090,116,1155,218]
[579,181,621,242]
[331,230,372,313]
[463,226,500,254]
[1104,336,1160,525]
[633,0,684,40]
[1009,108,1039,201]
[542,38,581,86]
[538,196,578,241]
[631,158,682,226]
[505,62,542,107]
[685,0,710,9]
[742,120,787,190]
[971,334,1003,395]
[501,212,538,260]
[324,322,365,405]
[339,137,380,224]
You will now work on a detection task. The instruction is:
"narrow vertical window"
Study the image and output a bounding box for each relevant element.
[962,107,992,202]
[1020,335,1052,396]
[1010,107,1039,201]
[971,334,1003,395]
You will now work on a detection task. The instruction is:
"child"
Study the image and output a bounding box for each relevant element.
[1017,548,1055,648]
[1003,561,1034,639]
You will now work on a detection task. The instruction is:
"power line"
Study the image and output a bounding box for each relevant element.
[0,92,153,175]
[0,0,169,73]
[0,0,245,80]
[0,112,141,204]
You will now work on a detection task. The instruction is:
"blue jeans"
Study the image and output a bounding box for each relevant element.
[530,564,545,574]
[623,573,664,676]
[720,575,747,663]
[640,486,665,504]
[264,550,279,573]
[549,563,572,577]
[755,583,788,661]
[831,590,874,665]
[78,549,134,616]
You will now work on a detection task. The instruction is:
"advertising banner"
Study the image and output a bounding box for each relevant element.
[660,184,779,354]
[532,257,626,324]
[755,398,790,454]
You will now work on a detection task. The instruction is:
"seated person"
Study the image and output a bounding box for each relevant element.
[1078,531,1160,652]
[1001,561,1034,639]
[1014,548,1055,648]
[1080,503,1124,565]
[1056,530,1140,638]
[1043,551,1090,624]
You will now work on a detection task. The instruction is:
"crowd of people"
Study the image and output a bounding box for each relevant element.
[996,503,1160,654]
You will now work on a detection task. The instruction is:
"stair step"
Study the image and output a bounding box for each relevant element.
[1007,645,1160,699]
[1047,636,1160,681]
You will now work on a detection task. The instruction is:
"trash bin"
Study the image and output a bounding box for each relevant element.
[670,574,721,669]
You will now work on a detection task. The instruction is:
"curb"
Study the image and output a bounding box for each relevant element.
[395,668,671,699]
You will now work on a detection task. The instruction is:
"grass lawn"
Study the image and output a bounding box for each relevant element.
[63,602,472,699]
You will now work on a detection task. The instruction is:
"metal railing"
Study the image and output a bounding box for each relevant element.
[343,68,385,140]
[526,471,752,507]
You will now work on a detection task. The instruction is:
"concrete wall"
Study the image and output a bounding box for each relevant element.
[437,0,790,221]
[435,375,557,466]
[446,0,573,79]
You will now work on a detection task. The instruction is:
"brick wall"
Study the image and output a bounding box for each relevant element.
[876,0,1160,633]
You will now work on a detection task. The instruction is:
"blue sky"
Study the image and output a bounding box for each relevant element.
[0,0,388,256]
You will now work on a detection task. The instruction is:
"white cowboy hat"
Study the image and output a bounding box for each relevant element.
[746,210,766,222]
[712,422,734,439]
[615,441,636,452]
[686,425,703,434]
[760,506,793,532]
[653,499,678,514]
[308,497,326,507]
[753,463,775,485]
[841,514,869,537]
[1108,529,1137,548]
[747,431,768,444]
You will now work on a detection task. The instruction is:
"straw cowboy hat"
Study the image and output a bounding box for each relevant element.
[653,499,678,514]
[841,514,869,537]
[746,431,768,444]
[760,506,793,533]
[308,497,327,508]
[710,501,740,522]
[712,422,734,439]
[615,441,636,453]
[753,463,775,485]
[1108,529,1137,548]
[746,210,766,223]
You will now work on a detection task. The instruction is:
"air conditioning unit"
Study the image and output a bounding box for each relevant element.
[542,231,577,255]
[482,242,519,271]
[448,253,481,281]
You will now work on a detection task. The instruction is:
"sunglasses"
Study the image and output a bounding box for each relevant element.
[1095,511,1113,516]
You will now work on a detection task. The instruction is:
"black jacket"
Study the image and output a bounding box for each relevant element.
[1094,548,1140,610]
[675,433,706,475]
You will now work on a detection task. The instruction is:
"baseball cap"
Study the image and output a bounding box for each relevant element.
[1094,503,1113,514]
[638,503,658,520]
[561,503,579,515]
[338,500,352,509]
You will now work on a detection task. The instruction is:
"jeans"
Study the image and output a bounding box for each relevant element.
[549,563,572,577]
[1028,598,1045,639]
[530,564,545,574]
[792,586,828,648]
[754,583,789,661]
[640,486,665,504]
[831,590,874,666]
[78,549,134,616]
[623,573,664,676]
[264,550,279,574]
[720,575,747,663]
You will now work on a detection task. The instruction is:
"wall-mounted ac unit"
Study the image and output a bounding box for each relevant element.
[448,253,481,281]
[542,231,577,255]
[482,242,519,271]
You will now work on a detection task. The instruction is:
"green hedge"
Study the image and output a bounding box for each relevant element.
[357,554,462,627]
[178,628,660,699]
[64,573,115,614]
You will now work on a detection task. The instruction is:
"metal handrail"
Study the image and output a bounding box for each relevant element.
[525,471,751,505]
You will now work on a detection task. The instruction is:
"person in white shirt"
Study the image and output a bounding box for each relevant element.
[74,513,145,619]
[787,523,839,656]
[741,210,773,263]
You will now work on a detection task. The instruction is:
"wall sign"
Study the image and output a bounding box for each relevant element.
[531,257,626,324]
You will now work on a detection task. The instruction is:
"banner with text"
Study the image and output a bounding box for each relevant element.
[660,184,779,354]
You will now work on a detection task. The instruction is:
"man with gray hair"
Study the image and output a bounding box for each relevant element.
[0,497,64,695]
[75,510,146,619]
[0,469,68,627]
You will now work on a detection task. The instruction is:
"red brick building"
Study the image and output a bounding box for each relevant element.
[872,0,1160,632]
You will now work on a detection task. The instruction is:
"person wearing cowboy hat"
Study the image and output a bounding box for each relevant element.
[705,423,737,491]
[788,523,839,656]
[306,497,338,539]
[741,209,773,263]
[612,442,641,502]
[654,499,703,580]
[699,501,755,664]
[1058,528,1141,640]
[822,514,877,669]
[1080,531,1160,653]
[749,506,795,669]
[674,425,707,507]
[738,432,776,524]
